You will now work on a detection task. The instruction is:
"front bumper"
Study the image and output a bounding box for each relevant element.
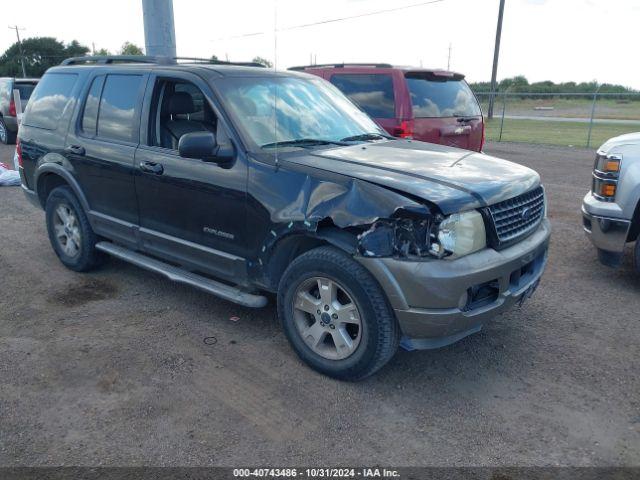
[582,192,631,267]
[358,219,551,350]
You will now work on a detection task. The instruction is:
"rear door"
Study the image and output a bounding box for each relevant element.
[327,71,398,134]
[64,70,147,246]
[404,72,483,151]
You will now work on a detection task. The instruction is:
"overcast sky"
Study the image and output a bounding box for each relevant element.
[2,0,639,88]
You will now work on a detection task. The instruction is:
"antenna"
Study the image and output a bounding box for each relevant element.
[273,0,279,168]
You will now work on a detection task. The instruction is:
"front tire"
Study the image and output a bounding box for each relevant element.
[278,246,399,381]
[45,186,103,272]
[634,240,640,274]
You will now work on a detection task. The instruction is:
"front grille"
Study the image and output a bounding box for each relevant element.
[487,186,545,248]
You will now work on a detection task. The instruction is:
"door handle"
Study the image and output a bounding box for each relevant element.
[65,145,85,156]
[139,161,164,175]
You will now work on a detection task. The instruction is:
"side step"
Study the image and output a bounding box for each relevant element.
[95,242,268,308]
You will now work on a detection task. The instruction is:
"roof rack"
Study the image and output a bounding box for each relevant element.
[61,55,267,68]
[60,55,170,66]
[173,57,266,68]
[289,63,393,71]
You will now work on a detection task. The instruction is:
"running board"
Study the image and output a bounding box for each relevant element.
[95,242,268,308]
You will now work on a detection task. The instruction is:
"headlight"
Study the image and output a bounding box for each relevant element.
[434,210,487,259]
[592,152,621,202]
[357,210,487,260]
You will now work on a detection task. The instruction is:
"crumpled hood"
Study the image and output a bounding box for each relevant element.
[286,140,540,215]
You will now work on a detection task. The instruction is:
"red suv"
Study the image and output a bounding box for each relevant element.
[290,63,484,152]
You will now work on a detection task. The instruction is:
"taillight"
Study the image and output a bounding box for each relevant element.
[9,98,17,117]
[479,120,486,152]
[16,138,23,168]
[393,119,414,139]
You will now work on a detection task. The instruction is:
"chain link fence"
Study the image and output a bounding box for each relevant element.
[474,92,640,149]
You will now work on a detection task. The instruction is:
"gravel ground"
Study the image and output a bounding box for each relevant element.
[0,141,638,467]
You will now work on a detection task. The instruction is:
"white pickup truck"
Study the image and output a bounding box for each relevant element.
[582,132,640,272]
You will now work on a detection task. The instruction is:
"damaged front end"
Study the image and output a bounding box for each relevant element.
[357,209,487,261]
[249,158,489,289]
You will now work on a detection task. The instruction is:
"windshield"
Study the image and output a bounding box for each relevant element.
[216,76,385,149]
[405,74,481,118]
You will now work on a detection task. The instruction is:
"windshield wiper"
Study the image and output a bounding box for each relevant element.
[340,132,393,142]
[261,138,348,149]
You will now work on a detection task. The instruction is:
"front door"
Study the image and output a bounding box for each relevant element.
[134,72,248,283]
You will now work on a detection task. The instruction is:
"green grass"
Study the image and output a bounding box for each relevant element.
[485,118,639,148]
[477,97,640,121]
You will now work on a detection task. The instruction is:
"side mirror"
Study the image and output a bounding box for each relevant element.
[178,131,235,164]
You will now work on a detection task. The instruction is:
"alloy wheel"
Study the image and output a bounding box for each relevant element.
[292,276,362,360]
[0,120,6,143]
[53,204,82,258]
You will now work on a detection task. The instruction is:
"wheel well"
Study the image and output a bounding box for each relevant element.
[265,235,330,290]
[37,173,69,208]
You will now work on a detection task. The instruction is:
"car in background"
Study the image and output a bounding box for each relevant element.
[582,132,640,272]
[0,77,39,144]
[290,63,484,152]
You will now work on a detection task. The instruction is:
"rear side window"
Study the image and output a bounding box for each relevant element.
[405,73,481,118]
[97,74,143,143]
[329,74,395,118]
[23,73,77,130]
[15,83,36,101]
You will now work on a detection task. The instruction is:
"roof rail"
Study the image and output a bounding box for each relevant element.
[174,57,266,68]
[289,63,393,71]
[61,55,267,68]
[60,55,173,66]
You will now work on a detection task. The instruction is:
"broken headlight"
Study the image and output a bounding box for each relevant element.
[433,210,487,259]
[358,210,487,260]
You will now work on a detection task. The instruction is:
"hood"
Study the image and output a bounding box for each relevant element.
[600,132,640,153]
[284,140,540,215]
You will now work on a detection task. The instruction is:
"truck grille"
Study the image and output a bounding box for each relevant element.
[487,186,545,248]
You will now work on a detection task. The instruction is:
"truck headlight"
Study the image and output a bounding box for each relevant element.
[433,210,487,259]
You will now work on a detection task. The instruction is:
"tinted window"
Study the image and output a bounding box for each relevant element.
[329,74,395,118]
[15,83,36,101]
[405,74,481,118]
[97,74,142,142]
[23,73,77,130]
[81,76,104,135]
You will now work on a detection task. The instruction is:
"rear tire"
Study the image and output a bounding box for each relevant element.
[0,117,15,145]
[634,240,640,274]
[45,186,103,272]
[278,246,399,381]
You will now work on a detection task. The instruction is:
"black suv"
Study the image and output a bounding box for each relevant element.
[18,56,550,380]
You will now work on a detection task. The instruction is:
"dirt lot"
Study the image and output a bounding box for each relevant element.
[0,141,638,467]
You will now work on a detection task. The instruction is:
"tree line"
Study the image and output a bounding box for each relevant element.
[469,75,638,96]
[0,37,274,77]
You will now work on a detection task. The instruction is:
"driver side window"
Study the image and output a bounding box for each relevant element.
[149,79,224,151]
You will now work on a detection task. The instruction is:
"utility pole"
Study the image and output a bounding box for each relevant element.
[8,25,27,78]
[142,0,177,58]
[487,0,506,119]
[447,43,452,70]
